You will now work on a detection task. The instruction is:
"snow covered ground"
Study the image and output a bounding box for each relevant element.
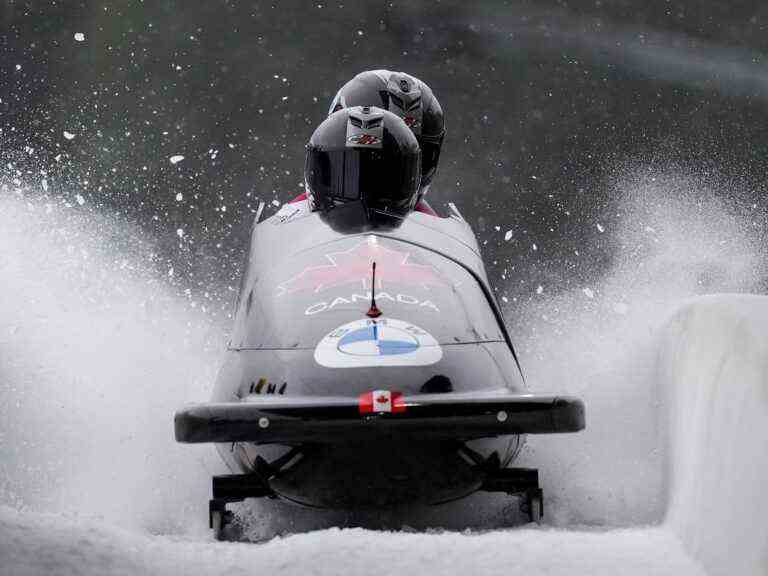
[0,190,765,575]
[1,506,708,576]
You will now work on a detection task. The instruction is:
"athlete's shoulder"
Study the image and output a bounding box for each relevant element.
[414,198,443,218]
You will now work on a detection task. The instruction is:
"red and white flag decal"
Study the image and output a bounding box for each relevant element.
[359,390,405,414]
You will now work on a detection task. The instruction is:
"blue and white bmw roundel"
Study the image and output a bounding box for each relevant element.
[314,318,443,368]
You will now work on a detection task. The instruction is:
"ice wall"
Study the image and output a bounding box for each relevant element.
[659,295,768,576]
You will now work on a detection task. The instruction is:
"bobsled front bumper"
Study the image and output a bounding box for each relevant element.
[174,391,585,445]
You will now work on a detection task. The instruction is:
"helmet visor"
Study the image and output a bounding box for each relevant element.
[418,136,442,190]
[306,147,420,215]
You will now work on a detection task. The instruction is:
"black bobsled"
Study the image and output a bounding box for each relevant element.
[174,198,585,538]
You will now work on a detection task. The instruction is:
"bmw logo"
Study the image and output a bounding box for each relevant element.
[315,318,443,368]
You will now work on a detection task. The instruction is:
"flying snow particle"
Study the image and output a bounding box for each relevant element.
[175,193,183,202]
[176,228,184,238]
[536,285,544,295]
[63,131,75,140]
[532,243,538,251]
[583,287,595,299]
[169,155,184,165]
[596,223,605,233]
[75,194,85,206]
[41,179,48,192]
[15,64,21,71]
[504,230,513,241]
[74,32,86,42]
[271,199,280,207]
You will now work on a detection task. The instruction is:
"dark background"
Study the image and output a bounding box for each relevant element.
[2,0,768,314]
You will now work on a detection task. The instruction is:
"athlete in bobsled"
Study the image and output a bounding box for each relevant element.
[329,70,444,202]
[289,69,444,217]
[174,85,585,541]
[305,105,421,231]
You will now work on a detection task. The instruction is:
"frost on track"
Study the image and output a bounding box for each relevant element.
[0,508,709,576]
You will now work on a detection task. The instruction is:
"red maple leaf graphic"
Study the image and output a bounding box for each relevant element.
[275,239,445,296]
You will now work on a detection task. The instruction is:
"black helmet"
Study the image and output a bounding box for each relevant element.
[305,106,421,219]
[329,70,444,195]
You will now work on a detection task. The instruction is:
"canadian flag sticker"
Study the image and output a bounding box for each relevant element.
[359,390,406,414]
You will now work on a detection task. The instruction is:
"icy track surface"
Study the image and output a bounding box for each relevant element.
[0,188,766,575]
[0,507,706,576]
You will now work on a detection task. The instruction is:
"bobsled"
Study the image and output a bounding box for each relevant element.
[175,198,585,538]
